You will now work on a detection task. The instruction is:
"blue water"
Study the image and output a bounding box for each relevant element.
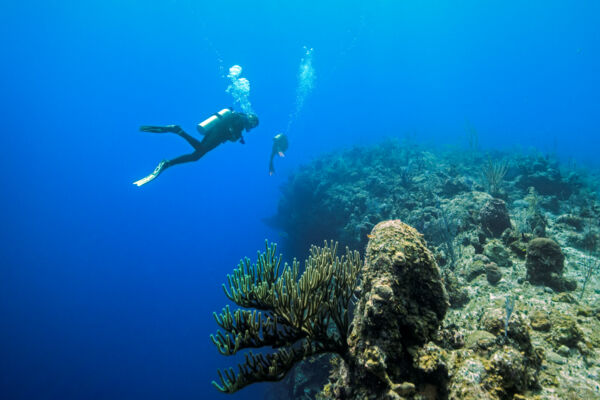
[1,1,598,399]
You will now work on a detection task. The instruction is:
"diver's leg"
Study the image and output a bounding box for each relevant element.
[132,146,209,187]
[140,125,203,150]
[133,151,202,187]
[139,124,182,133]
[166,149,206,167]
[172,128,203,151]
[133,151,198,186]
[269,152,276,175]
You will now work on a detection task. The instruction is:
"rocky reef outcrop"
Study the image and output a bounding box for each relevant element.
[266,140,600,399]
[526,237,576,292]
[325,220,448,399]
[480,198,512,237]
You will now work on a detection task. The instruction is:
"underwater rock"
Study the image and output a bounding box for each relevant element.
[487,346,532,395]
[561,231,593,251]
[267,355,334,400]
[448,357,493,400]
[556,344,570,357]
[501,228,528,258]
[556,226,600,252]
[479,306,531,348]
[444,302,543,400]
[434,324,465,349]
[414,341,449,376]
[549,313,584,349]
[525,238,576,292]
[461,255,502,285]
[464,258,487,282]
[556,214,584,231]
[483,239,513,268]
[442,176,471,196]
[465,330,496,350]
[460,305,542,398]
[545,350,567,365]
[443,269,470,308]
[516,167,572,199]
[529,310,552,332]
[329,220,448,399]
[480,307,510,337]
[485,262,502,285]
[576,305,594,317]
[552,292,577,304]
[465,228,487,254]
[480,198,512,237]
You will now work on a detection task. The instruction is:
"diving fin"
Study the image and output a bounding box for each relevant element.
[133,160,168,187]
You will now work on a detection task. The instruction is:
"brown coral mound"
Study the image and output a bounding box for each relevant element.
[526,237,576,292]
[480,198,512,237]
[329,220,449,399]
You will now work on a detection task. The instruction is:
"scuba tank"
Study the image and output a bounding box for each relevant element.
[273,133,289,153]
[196,108,233,135]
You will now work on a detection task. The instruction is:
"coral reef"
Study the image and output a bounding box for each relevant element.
[326,220,448,399]
[526,237,576,292]
[481,158,509,197]
[480,198,512,237]
[266,140,600,399]
[210,241,361,393]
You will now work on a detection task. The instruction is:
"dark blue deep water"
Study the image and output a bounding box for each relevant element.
[1,1,599,399]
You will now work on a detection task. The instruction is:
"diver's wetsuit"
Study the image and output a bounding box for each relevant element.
[269,133,289,175]
[161,112,248,168]
[134,111,255,186]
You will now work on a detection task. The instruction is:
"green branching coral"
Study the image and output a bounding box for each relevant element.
[210,241,361,393]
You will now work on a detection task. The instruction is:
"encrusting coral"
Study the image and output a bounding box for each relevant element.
[210,241,362,393]
[325,220,449,400]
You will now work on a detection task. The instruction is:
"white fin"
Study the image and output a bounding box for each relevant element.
[133,161,166,187]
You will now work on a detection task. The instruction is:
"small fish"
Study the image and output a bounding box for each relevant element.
[367,234,374,239]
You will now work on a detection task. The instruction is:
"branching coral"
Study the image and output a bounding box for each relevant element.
[482,157,509,196]
[210,241,362,393]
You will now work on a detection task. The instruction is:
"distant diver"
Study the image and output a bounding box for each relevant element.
[133,108,259,186]
[269,47,313,176]
[269,133,289,175]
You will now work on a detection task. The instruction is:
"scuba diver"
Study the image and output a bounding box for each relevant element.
[133,108,259,186]
[269,133,289,175]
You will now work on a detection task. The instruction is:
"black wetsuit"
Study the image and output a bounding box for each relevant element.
[269,133,289,175]
[165,112,248,169]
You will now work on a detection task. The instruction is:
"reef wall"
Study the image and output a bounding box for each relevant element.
[268,140,600,399]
